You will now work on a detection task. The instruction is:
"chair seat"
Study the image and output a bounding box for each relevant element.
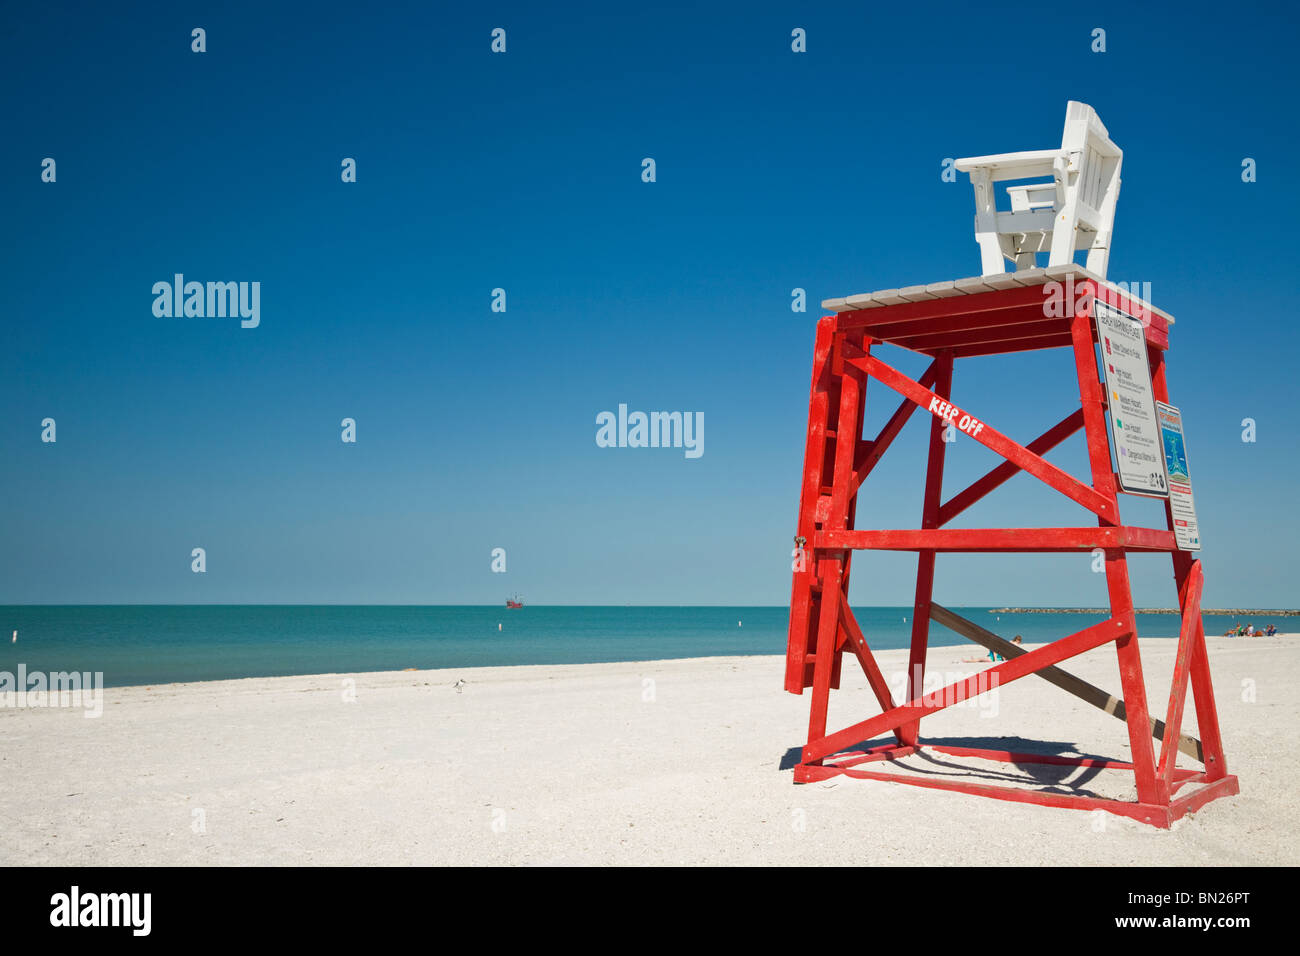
[954,102,1122,279]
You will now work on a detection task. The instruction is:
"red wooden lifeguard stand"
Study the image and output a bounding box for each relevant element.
[784,105,1238,827]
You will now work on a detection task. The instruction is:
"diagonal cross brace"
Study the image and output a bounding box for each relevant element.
[938,409,1085,526]
[852,358,939,491]
[803,615,1128,764]
[845,353,1114,521]
[1156,561,1205,797]
[930,603,1203,762]
[837,591,899,719]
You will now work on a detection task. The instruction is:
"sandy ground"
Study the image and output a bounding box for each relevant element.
[2,635,1296,866]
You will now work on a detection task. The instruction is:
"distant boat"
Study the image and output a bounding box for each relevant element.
[505,595,523,609]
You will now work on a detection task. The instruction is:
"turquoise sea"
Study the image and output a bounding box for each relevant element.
[0,605,1264,688]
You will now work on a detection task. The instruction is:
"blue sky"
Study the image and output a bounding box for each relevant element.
[2,1,1297,607]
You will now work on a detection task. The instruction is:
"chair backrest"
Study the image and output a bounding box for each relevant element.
[955,101,1123,278]
[1051,102,1122,276]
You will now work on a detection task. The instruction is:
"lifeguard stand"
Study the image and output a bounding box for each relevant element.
[784,102,1238,827]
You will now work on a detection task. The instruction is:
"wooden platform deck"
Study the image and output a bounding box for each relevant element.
[818,265,1173,358]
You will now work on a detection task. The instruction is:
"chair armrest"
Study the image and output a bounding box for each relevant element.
[955,148,1065,181]
[1007,182,1058,211]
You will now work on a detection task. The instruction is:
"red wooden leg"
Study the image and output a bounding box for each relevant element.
[1071,305,1160,805]
[1186,622,1229,780]
[1156,561,1203,801]
[806,556,843,751]
[1149,349,1230,782]
[900,352,953,747]
[805,333,865,757]
[786,318,837,693]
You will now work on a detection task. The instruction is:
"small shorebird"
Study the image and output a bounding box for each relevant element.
[453,679,466,694]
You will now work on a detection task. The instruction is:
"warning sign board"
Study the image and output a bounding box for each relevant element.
[1156,401,1201,551]
[1095,301,1168,496]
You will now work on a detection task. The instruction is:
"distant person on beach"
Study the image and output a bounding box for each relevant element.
[962,636,1020,664]
[1246,623,1255,636]
[960,649,1003,663]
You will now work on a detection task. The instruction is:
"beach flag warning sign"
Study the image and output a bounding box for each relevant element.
[1095,301,1168,496]
[1156,401,1201,551]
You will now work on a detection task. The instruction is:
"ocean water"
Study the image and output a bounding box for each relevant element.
[0,605,1261,688]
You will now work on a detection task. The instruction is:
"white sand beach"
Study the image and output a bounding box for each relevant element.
[2,635,1296,866]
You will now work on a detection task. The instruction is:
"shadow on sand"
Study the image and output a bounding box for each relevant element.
[779,735,1115,796]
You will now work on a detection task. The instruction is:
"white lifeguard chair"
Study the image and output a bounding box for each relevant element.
[956,101,1122,278]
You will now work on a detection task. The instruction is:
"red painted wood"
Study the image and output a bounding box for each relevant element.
[947,333,1073,358]
[785,317,836,693]
[1168,774,1240,822]
[837,281,1169,351]
[837,593,899,720]
[799,743,1233,827]
[806,555,841,751]
[1090,279,1170,348]
[834,329,870,693]
[1149,350,1230,780]
[810,764,1175,827]
[803,615,1126,763]
[895,318,1069,352]
[866,303,1060,346]
[827,745,917,769]
[816,526,1177,552]
[925,744,1204,780]
[835,284,1052,331]
[938,409,1085,525]
[900,353,952,746]
[805,334,865,754]
[851,359,938,490]
[784,284,1236,827]
[1070,304,1160,806]
[851,352,1116,521]
[1157,561,1203,800]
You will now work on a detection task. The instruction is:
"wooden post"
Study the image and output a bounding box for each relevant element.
[900,352,953,747]
[786,317,836,693]
[1149,348,1229,781]
[805,333,866,753]
[1070,300,1160,806]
